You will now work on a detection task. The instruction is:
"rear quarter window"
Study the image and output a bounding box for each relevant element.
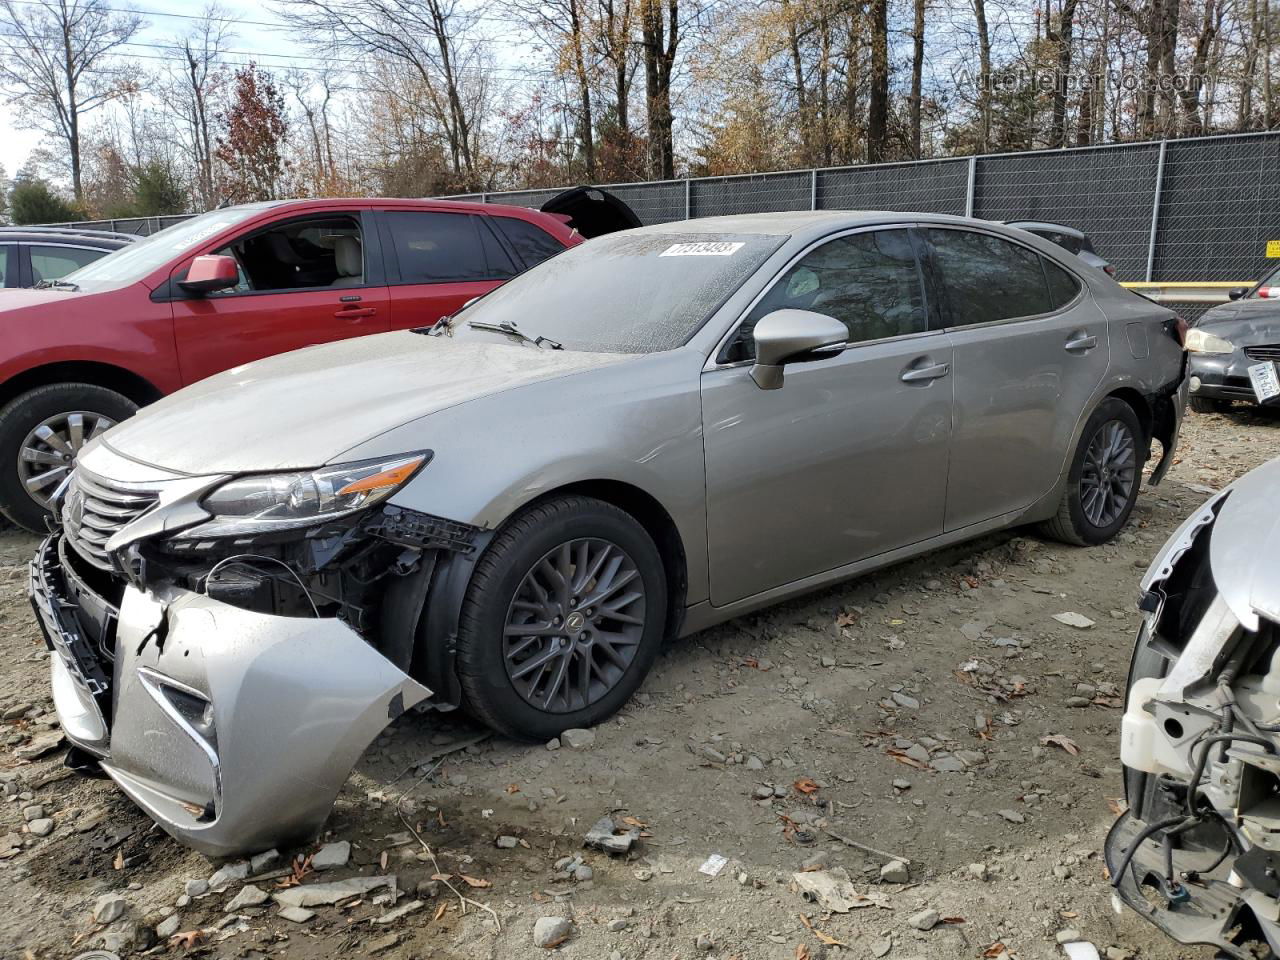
[492,216,566,269]
[1044,258,1082,310]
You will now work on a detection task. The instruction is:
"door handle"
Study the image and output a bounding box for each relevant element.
[335,307,377,319]
[900,361,950,383]
[1065,333,1098,351]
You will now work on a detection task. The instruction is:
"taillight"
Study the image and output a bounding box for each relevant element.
[1164,315,1189,346]
[1104,263,1116,277]
[1260,286,1276,298]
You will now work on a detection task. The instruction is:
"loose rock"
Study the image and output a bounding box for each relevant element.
[880,859,910,883]
[561,728,595,750]
[907,908,940,931]
[533,916,573,948]
[93,893,127,924]
[312,840,351,871]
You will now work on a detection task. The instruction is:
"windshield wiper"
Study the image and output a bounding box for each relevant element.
[34,279,79,291]
[465,319,563,350]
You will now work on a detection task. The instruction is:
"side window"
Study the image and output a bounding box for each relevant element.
[928,229,1051,326]
[725,229,926,362]
[491,216,565,269]
[203,215,364,292]
[0,245,12,287]
[29,245,103,283]
[385,211,492,283]
[1044,258,1082,309]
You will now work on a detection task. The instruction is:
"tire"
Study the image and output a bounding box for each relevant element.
[1189,396,1230,414]
[1040,398,1146,546]
[455,495,667,741]
[0,383,137,533]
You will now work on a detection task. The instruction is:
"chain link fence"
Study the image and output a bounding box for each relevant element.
[42,129,1280,285]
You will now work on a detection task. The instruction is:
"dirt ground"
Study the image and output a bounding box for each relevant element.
[0,408,1277,960]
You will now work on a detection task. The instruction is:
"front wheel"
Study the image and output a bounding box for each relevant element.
[0,383,137,532]
[1040,398,1145,546]
[1189,396,1231,414]
[455,495,668,741]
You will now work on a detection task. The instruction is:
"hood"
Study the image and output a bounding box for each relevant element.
[100,331,631,474]
[1195,297,1280,343]
[0,287,92,312]
[1209,456,1280,631]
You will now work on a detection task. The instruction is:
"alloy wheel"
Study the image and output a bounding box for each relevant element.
[1080,419,1137,528]
[503,537,646,714]
[18,411,115,508]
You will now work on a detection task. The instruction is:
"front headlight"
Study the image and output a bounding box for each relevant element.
[1184,328,1235,354]
[176,453,430,538]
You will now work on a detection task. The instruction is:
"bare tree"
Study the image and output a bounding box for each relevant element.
[640,0,679,178]
[910,0,927,157]
[0,0,143,201]
[276,0,489,185]
[165,4,233,208]
[511,0,598,178]
[285,67,341,190]
[866,0,889,161]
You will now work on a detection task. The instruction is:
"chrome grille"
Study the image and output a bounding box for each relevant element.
[1245,345,1280,362]
[64,468,159,570]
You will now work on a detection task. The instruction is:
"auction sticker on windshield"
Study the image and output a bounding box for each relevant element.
[1248,360,1280,404]
[660,242,745,257]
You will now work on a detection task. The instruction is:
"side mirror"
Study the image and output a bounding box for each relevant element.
[1228,287,1248,301]
[179,254,239,296]
[750,309,848,390]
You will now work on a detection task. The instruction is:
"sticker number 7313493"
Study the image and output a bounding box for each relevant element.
[659,242,745,257]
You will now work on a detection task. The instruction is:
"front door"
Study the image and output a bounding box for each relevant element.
[701,228,954,607]
[170,211,390,385]
[924,226,1111,531]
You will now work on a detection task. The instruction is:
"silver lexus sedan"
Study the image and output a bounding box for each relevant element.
[29,211,1187,854]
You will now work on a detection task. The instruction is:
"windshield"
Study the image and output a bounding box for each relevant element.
[450,231,784,353]
[60,207,264,292]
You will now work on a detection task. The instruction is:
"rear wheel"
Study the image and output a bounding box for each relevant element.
[0,383,136,532]
[455,495,667,741]
[1040,398,1145,546]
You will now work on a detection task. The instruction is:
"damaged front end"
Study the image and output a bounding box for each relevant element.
[28,443,484,857]
[1106,457,1280,958]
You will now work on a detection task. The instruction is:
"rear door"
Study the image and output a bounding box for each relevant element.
[377,210,518,329]
[925,226,1109,531]
[169,210,391,385]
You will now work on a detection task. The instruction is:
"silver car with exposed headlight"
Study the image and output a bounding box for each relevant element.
[30,211,1186,855]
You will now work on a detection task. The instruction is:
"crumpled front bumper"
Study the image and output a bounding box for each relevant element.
[29,536,430,857]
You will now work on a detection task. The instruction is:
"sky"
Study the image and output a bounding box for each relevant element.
[0,0,341,183]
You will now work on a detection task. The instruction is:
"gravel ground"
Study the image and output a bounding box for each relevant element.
[0,407,1277,960]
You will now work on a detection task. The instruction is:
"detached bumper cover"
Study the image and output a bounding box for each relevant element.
[29,536,430,857]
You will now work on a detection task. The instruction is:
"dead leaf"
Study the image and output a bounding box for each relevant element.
[982,943,1009,959]
[112,849,124,871]
[1059,910,1079,919]
[1107,797,1127,816]
[459,875,491,888]
[941,916,966,924]
[433,902,447,922]
[1092,696,1124,708]
[621,816,647,827]
[794,944,811,960]
[794,777,820,795]
[1039,734,1081,756]
[885,748,928,770]
[835,612,858,628]
[380,850,389,871]
[169,929,205,949]
[505,783,520,794]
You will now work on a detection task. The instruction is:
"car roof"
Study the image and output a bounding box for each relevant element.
[0,228,132,248]
[220,196,555,220]
[623,210,1022,243]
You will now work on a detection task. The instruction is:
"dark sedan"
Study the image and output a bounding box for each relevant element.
[1185,266,1280,411]
[0,227,135,288]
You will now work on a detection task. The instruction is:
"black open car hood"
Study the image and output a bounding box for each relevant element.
[540,186,642,238]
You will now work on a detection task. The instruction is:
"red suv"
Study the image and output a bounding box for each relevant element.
[0,191,637,530]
